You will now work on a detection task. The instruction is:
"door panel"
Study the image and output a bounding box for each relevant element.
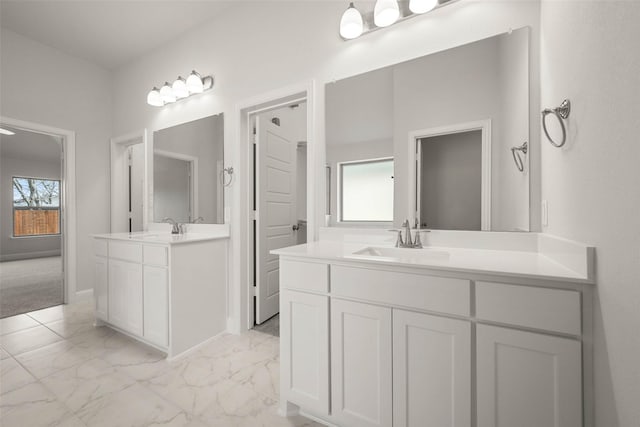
[476,324,582,427]
[256,117,296,323]
[331,299,392,427]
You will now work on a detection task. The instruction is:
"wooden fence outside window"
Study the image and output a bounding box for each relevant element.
[13,208,60,236]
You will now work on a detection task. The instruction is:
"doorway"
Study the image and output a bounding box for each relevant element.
[0,119,76,317]
[110,131,147,233]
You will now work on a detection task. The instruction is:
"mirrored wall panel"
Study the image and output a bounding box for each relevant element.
[326,28,530,231]
[153,113,224,224]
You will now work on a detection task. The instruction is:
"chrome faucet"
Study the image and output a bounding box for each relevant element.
[389,219,429,248]
[162,217,180,234]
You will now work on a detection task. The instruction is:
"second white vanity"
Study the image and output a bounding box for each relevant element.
[274,229,595,427]
[93,231,228,358]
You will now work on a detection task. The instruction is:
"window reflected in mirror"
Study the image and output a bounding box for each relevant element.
[339,158,394,223]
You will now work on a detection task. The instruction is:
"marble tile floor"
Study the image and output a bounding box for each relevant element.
[0,301,322,427]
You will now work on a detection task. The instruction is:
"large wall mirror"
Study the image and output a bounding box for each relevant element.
[152,113,224,224]
[326,27,530,231]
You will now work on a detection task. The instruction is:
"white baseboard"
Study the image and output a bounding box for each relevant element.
[75,289,94,301]
[0,250,62,262]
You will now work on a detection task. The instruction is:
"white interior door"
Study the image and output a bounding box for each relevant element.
[256,116,297,324]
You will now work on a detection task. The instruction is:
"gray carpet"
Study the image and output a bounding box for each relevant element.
[0,257,63,318]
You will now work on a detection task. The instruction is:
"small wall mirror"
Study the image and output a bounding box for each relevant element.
[152,113,224,224]
[326,27,530,231]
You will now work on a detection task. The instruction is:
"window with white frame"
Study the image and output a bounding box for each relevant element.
[12,177,61,237]
[339,158,394,222]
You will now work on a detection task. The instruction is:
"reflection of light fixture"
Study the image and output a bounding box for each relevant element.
[340,2,364,40]
[172,77,189,99]
[0,127,16,136]
[410,0,438,14]
[146,70,214,107]
[374,0,400,27]
[339,0,453,41]
[160,82,176,104]
[146,87,163,107]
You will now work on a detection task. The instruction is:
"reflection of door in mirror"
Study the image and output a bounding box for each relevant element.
[152,113,224,224]
[110,131,146,233]
[153,152,194,223]
[128,144,145,231]
[417,131,482,231]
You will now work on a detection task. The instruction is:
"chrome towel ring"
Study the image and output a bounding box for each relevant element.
[542,99,571,148]
[511,141,528,172]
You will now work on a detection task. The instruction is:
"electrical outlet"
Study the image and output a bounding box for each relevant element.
[542,200,549,227]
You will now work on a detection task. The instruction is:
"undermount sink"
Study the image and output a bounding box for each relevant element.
[351,246,450,263]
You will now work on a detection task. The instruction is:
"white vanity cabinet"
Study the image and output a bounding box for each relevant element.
[93,234,227,358]
[278,257,591,427]
[331,298,392,427]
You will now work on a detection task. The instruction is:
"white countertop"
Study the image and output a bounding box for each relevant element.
[272,241,593,284]
[93,231,229,245]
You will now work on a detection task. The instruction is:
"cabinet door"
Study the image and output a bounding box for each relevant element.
[477,324,582,427]
[108,259,143,336]
[280,290,329,415]
[393,309,471,427]
[143,266,168,347]
[94,257,108,320]
[331,299,392,427]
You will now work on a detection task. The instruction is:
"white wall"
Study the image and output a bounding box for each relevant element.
[540,2,640,425]
[0,134,62,260]
[0,28,112,293]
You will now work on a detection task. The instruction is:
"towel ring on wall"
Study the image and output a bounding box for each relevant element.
[511,141,528,172]
[221,166,234,187]
[542,99,571,148]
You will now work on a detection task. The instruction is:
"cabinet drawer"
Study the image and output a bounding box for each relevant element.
[108,241,143,263]
[331,265,470,316]
[93,239,108,257]
[144,245,168,266]
[281,260,329,293]
[476,282,581,335]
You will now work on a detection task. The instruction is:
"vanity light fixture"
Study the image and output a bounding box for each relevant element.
[160,82,177,104]
[374,0,400,27]
[409,0,438,14]
[340,0,459,41]
[172,77,189,99]
[340,2,364,40]
[146,70,214,107]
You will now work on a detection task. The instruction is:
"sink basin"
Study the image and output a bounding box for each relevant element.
[351,246,450,263]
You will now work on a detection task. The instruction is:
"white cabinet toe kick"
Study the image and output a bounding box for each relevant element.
[93,237,227,358]
[278,258,594,427]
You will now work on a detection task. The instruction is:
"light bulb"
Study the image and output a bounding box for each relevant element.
[172,77,189,99]
[186,70,204,94]
[374,0,399,27]
[409,0,438,14]
[160,82,176,103]
[340,2,364,40]
[146,87,164,107]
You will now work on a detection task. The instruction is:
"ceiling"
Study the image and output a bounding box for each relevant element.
[0,126,62,163]
[0,1,236,69]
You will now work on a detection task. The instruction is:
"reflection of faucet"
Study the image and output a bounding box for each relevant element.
[162,217,180,234]
[191,217,204,224]
[389,219,429,248]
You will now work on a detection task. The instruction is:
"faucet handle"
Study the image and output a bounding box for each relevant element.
[387,229,403,247]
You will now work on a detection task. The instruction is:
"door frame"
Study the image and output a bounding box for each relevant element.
[110,130,148,233]
[234,80,316,332]
[408,119,492,230]
[1,116,77,303]
[154,149,198,222]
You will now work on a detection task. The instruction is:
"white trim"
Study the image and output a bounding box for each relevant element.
[75,288,94,301]
[1,116,77,303]
[233,80,316,333]
[0,250,61,262]
[408,119,492,230]
[153,149,199,221]
[110,130,148,232]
